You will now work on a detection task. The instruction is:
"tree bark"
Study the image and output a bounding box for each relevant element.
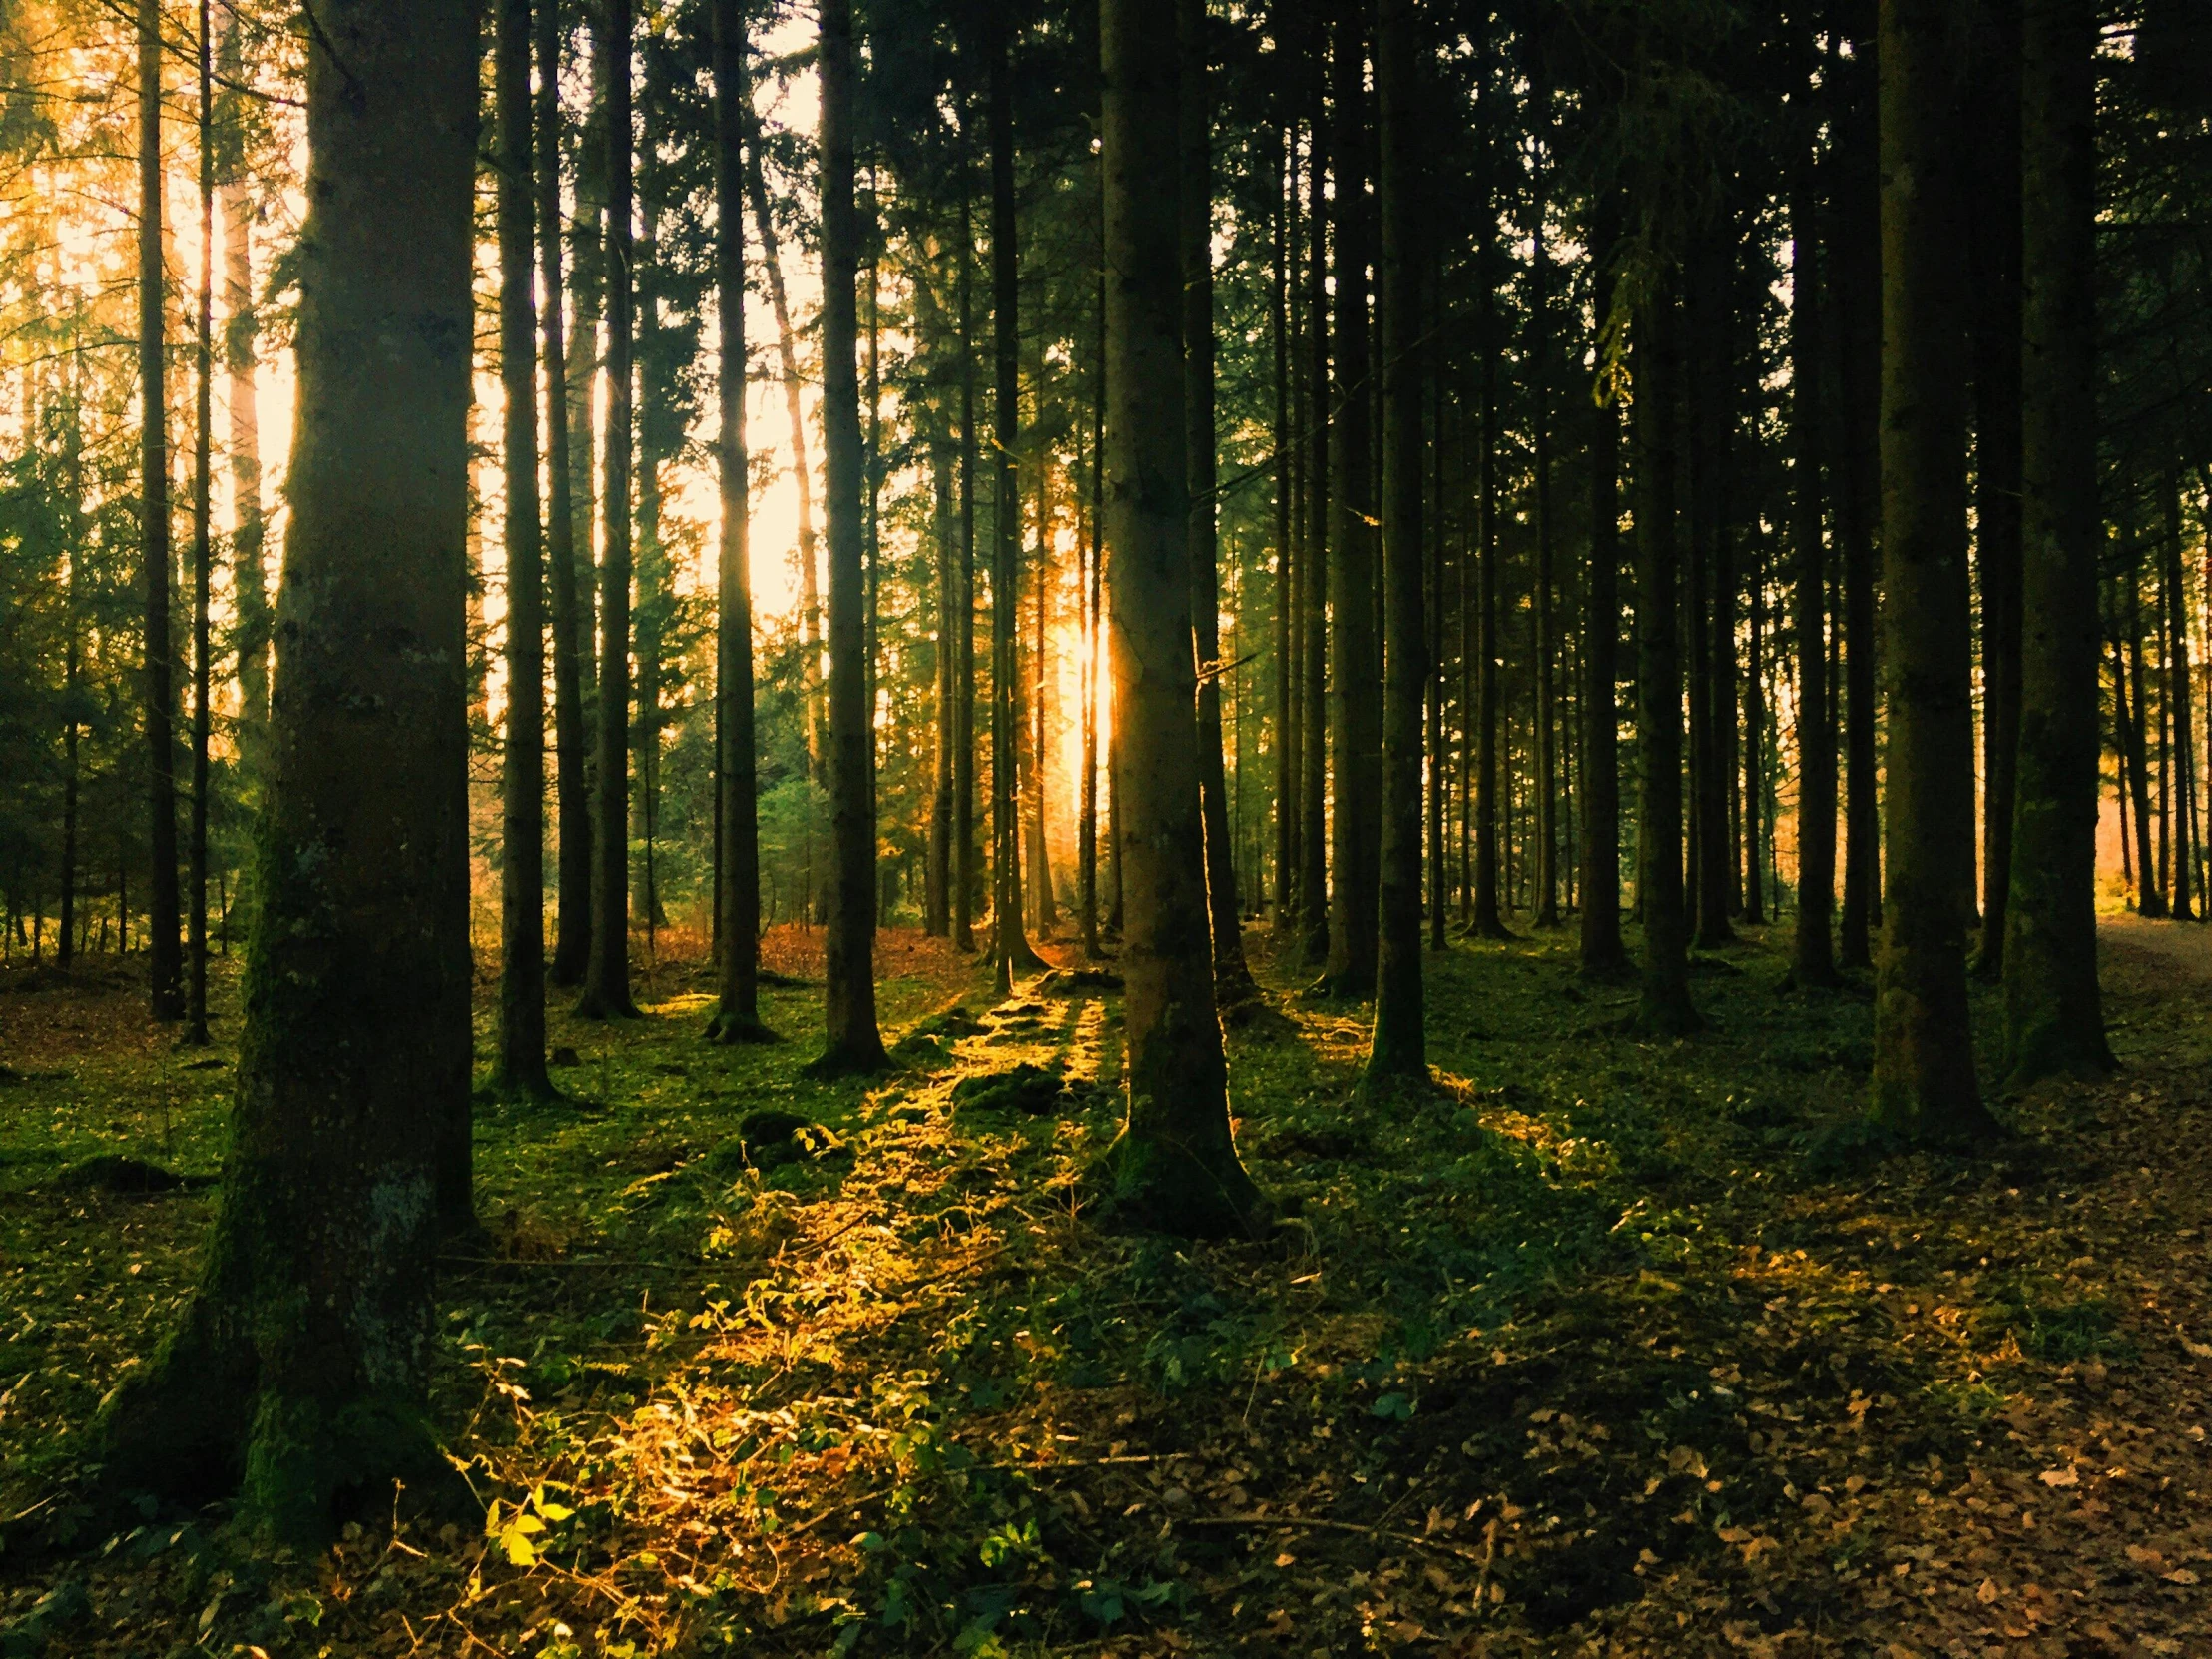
[539,0,590,989]
[1831,34,1883,969]
[1368,0,1425,1086]
[954,152,980,952]
[577,0,638,1020]
[1322,10,1382,995]
[1081,300,1105,959]
[1871,0,1992,1136]
[923,261,956,939]
[707,0,771,1042]
[749,139,823,774]
[1579,204,1627,976]
[2002,0,2111,1081]
[496,0,551,1095]
[1179,0,1255,1004]
[1634,288,1698,1034]
[2165,469,2197,919]
[810,0,886,1073]
[140,0,183,1022]
[1529,139,1559,931]
[1970,0,2025,974]
[1297,55,1330,965]
[1273,124,1297,933]
[218,8,266,784]
[987,35,1039,992]
[186,0,215,1046]
[95,0,477,1539]
[1790,147,1838,987]
[1470,65,1509,940]
[1099,0,1266,1237]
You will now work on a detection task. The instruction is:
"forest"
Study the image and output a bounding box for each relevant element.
[2,0,2211,1653]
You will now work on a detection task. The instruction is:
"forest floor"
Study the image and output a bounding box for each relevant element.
[4,914,2212,1659]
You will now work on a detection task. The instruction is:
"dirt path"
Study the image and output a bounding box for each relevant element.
[2099,912,2212,981]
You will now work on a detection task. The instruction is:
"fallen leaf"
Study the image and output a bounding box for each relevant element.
[2038,1467,2079,1488]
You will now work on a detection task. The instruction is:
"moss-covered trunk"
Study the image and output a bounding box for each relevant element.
[2002,0,2112,1086]
[1100,0,1266,1237]
[96,0,478,1540]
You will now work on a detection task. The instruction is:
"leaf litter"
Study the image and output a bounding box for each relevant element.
[2,922,2210,1655]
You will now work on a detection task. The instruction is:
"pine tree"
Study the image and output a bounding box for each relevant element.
[94,0,479,1538]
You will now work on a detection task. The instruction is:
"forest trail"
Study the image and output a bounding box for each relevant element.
[9,926,2212,1656]
[2099,913,2212,984]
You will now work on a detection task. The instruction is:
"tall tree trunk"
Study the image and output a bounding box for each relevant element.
[709,0,771,1043]
[1971,0,2025,974]
[1180,0,1256,1004]
[1080,304,1104,959]
[140,0,183,1022]
[1745,538,1768,922]
[1832,37,1883,970]
[633,103,670,943]
[2003,0,2111,1080]
[1368,0,1425,1086]
[1426,240,1448,950]
[1634,287,1698,1034]
[2166,469,2198,919]
[2123,571,2164,913]
[1274,123,1297,931]
[1870,0,1990,1137]
[578,0,638,1019]
[2111,624,2150,903]
[1099,0,1265,1237]
[1529,148,1559,931]
[923,259,956,938]
[567,31,605,730]
[540,0,590,989]
[811,0,886,1073]
[1025,511,1057,930]
[496,0,551,1096]
[1322,10,1382,995]
[1297,54,1330,964]
[1470,65,1508,940]
[1579,205,1626,975]
[1790,148,1838,988]
[1687,227,1737,951]
[59,350,83,968]
[954,158,980,953]
[94,0,477,1538]
[218,9,266,783]
[749,140,824,772]
[186,0,215,1046]
[988,37,1039,991]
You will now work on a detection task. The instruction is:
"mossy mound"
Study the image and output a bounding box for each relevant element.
[51,1155,210,1195]
[950,1061,1072,1117]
